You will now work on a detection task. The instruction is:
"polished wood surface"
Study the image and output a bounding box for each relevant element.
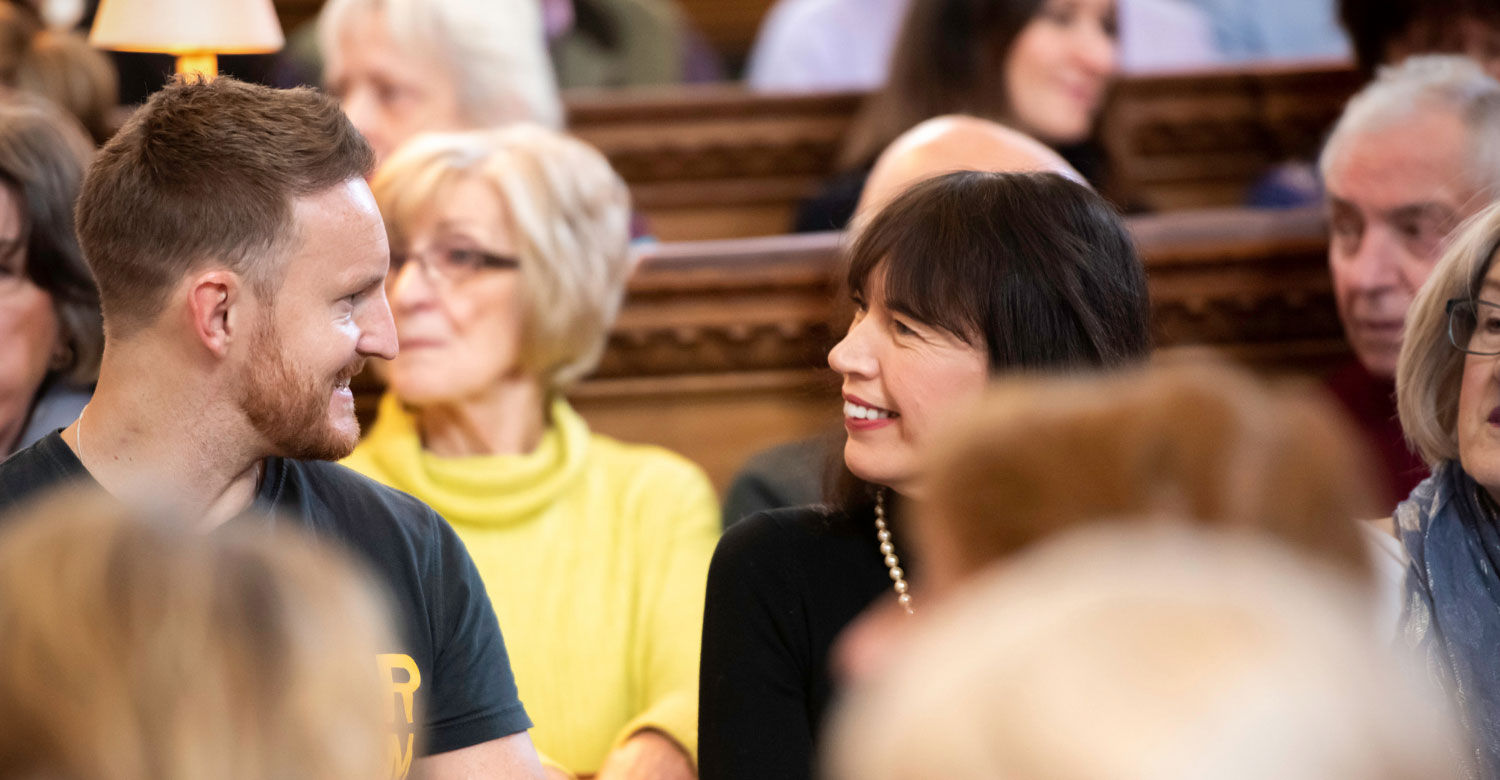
[567,62,1360,240]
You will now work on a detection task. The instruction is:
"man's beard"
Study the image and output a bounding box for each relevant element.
[239,321,366,461]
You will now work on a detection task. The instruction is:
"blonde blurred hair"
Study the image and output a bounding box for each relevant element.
[318,0,563,130]
[827,524,1465,780]
[0,488,394,780]
[916,358,1380,593]
[374,125,632,392]
[1397,201,1500,466]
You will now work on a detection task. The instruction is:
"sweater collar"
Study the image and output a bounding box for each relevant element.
[359,392,591,527]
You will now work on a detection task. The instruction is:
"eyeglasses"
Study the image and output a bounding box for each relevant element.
[1447,298,1500,355]
[388,245,519,286]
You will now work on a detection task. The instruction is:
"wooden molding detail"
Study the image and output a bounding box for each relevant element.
[564,64,1361,240]
[586,207,1343,385]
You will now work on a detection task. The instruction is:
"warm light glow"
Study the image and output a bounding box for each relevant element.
[89,0,284,63]
[175,52,219,81]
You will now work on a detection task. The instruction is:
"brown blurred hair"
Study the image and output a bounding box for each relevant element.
[916,358,1381,592]
[0,3,117,143]
[0,487,394,780]
[839,0,1048,170]
[75,76,375,336]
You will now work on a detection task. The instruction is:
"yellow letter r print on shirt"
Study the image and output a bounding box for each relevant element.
[378,653,422,780]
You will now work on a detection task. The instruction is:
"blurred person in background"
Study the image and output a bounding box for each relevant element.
[319,0,563,165]
[0,95,99,459]
[0,1,116,143]
[548,0,712,88]
[825,523,1466,780]
[1393,199,1500,778]
[344,125,717,780]
[796,0,1118,232]
[1319,55,1500,510]
[1341,0,1500,79]
[746,0,1221,92]
[699,170,1151,780]
[0,488,396,780]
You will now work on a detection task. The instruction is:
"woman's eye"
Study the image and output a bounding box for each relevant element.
[1482,313,1500,334]
[892,318,917,336]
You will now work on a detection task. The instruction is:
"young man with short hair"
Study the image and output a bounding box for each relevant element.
[0,76,545,780]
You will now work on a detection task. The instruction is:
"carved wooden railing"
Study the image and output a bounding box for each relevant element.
[566,63,1360,241]
[356,207,1343,490]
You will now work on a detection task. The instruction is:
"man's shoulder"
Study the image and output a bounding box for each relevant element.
[0,433,87,518]
[276,458,444,541]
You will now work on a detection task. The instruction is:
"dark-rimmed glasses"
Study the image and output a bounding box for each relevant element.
[388,245,519,286]
[1447,298,1500,355]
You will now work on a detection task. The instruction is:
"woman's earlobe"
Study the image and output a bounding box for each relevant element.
[48,338,73,372]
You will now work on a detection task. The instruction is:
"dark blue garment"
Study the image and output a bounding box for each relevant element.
[1398,462,1500,777]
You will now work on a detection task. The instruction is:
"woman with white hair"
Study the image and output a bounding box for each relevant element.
[343,125,717,780]
[1390,200,1500,777]
[319,0,564,164]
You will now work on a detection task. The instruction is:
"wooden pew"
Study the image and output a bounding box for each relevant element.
[566,62,1361,241]
[356,207,1343,492]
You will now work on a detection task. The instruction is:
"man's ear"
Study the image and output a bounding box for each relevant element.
[186,270,249,357]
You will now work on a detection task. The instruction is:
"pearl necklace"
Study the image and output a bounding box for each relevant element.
[874,489,913,614]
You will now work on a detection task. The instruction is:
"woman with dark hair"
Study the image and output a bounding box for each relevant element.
[796,0,1117,232]
[698,171,1151,780]
[0,96,100,458]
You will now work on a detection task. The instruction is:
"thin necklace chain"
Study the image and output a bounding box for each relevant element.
[875,489,913,615]
[76,403,89,466]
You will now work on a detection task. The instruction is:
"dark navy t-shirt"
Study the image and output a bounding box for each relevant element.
[0,432,532,776]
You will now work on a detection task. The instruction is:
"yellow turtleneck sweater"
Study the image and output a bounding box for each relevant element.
[344,394,719,776]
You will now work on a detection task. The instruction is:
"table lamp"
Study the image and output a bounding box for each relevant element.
[89,0,285,81]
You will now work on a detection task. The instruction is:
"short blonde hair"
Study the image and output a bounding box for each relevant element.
[1397,201,1500,465]
[826,524,1465,780]
[0,488,394,780]
[374,125,632,391]
[319,0,563,130]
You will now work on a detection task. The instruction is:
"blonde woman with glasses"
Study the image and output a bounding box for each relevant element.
[343,125,717,780]
[1387,200,1500,777]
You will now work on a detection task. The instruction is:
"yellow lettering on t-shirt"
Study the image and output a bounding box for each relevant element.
[378,653,421,724]
[389,732,416,779]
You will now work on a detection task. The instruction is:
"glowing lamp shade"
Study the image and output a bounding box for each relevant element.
[89,0,285,80]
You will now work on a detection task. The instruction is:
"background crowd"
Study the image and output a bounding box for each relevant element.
[3,0,1500,779]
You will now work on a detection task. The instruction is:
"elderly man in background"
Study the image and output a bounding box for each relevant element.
[1319,54,1500,509]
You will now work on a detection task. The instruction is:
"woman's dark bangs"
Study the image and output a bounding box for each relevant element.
[846,179,987,344]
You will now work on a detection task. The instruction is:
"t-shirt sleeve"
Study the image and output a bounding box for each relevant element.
[423,509,534,755]
[698,513,816,780]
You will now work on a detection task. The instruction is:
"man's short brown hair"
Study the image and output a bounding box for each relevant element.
[75,76,374,335]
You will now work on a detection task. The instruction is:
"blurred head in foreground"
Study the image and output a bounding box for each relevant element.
[0,488,394,780]
[826,524,1465,780]
[916,358,1382,595]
